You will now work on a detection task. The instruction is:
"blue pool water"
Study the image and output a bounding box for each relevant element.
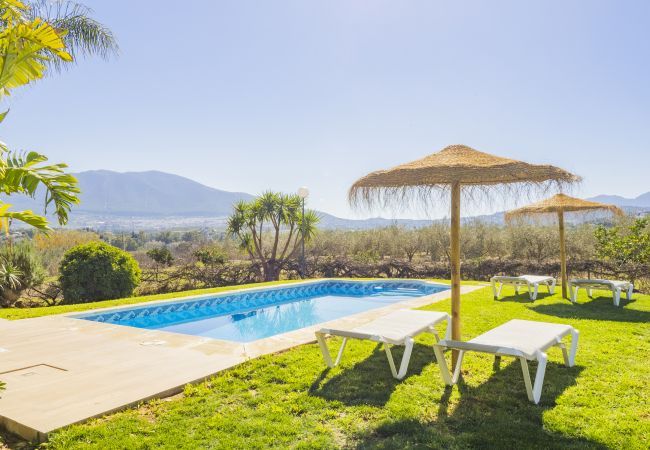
[75,280,448,342]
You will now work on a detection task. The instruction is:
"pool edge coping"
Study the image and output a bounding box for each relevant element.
[65,278,451,319]
[0,282,486,443]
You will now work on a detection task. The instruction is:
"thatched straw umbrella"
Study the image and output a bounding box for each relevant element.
[349,145,579,360]
[506,193,623,299]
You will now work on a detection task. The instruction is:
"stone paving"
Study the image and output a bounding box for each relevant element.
[0,281,482,441]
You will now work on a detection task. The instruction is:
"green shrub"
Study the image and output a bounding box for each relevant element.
[59,242,141,303]
[595,218,650,265]
[146,246,174,266]
[194,246,227,266]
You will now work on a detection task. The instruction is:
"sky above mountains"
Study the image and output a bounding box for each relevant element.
[3,0,649,219]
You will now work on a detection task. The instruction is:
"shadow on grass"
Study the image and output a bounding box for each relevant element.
[354,362,604,449]
[309,342,433,407]
[494,291,554,303]
[530,296,650,323]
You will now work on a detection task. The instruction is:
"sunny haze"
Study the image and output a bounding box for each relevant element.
[0,2,649,449]
[3,0,649,219]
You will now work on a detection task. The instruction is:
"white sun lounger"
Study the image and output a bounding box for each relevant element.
[433,319,578,404]
[490,275,556,300]
[568,279,633,306]
[315,310,450,380]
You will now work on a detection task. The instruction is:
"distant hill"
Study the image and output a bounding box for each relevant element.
[10,170,254,217]
[10,170,433,230]
[587,192,650,208]
[9,170,648,230]
[315,212,433,230]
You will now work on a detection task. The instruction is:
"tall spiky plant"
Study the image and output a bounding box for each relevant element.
[227,191,319,281]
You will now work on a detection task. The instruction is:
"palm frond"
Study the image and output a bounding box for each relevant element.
[0,201,50,232]
[0,16,72,94]
[26,0,117,72]
[1,149,80,225]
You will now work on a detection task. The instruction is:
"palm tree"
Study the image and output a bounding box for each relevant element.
[227,191,319,281]
[26,0,118,72]
[0,144,80,231]
[0,0,116,231]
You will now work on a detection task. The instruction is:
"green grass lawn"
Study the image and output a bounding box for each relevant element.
[22,284,646,449]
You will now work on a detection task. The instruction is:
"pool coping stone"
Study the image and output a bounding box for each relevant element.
[0,279,483,442]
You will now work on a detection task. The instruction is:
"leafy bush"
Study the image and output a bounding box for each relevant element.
[146,246,174,266]
[0,241,46,306]
[59,242,141,303]
[595,218,650,265]
[194,246,227,266]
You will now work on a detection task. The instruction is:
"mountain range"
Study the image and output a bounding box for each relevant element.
[9,170,433,230]
[9,170,649,230]
[586,193,650,208]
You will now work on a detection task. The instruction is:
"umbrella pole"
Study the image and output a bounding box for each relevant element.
[558,211,567,298]
[450,181,461,365]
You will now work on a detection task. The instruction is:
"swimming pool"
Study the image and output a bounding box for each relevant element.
[75,280,449,342]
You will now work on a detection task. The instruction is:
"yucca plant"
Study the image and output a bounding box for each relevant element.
[0,240,45,305]
[227,191,319,281]
[0,261,22,289]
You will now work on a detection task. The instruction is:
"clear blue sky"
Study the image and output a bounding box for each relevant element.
[3,0,649,219]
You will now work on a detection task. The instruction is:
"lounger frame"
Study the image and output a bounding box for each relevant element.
[315,313,450,380]
[433,325,578,404]
[568,279,633,306]
[490,276,556,301]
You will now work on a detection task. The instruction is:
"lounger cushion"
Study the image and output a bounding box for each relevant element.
[320,310,448,345]
[570,279,631,289]
[492,275,554,284]
[468,319,573,359]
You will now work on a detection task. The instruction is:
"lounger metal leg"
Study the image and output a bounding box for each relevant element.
[433,314,452,341]
[557,341,569,366]
[397,338,414,379]
[316,333,347,369]
[568,329,579,367]
[570,285,578,303]
[444,315,451,340]
[519,357,534,402]
[530,283,539,301]
[553,328,578,367]
[627,285,633,301]
[429,326,440,342]
[533,353,548,404]
[384,337,415,380]
[316,332,334,368]
[433,346,464,385]
[384,344,397,377]
[549,279,556,295]
[335,338,348,365]
[520,352,548,404]
[613,288,621,307]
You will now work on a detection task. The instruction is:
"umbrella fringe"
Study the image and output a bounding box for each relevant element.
[349,180,576,213]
